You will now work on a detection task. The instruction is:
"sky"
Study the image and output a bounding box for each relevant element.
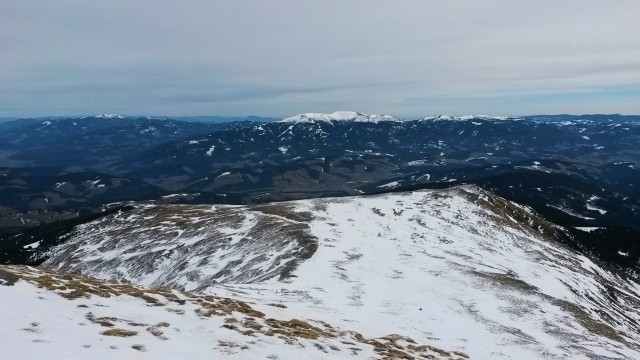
[1,0,639,118]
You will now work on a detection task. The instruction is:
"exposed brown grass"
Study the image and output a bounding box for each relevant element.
[0,268,20,285]
[554,298,625,343]
[472,270,539,293]
[100,329,138,337]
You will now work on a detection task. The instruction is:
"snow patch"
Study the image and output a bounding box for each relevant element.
[586,196,607,215]
[574,227,603,233]
[378,180,400,188]
[23,240,41,249]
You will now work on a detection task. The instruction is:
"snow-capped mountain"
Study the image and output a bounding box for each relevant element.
[282,111,400,123]
[42,186,640,359]
[91,113,126,119]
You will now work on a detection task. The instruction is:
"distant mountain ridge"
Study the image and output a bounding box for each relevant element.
[1,113,638,275]
[282,111,400,122]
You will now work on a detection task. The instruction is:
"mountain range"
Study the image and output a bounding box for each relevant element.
[1,111,639,358]
[1,112,638,276]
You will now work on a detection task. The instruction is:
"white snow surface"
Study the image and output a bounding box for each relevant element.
[575,227,604,233]
[281,111,400,123]
[43,186,640,359]
[3,266,442,360]
[23,240,41,249]
[1,277,255,360]
[377,180,400,188]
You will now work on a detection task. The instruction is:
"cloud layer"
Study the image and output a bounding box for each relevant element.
[2,0,639,118]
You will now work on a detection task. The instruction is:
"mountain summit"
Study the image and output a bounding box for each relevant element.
[41,185,640,359]
[281,111,400,123]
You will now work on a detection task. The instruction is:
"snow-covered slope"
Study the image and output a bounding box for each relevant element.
[282,111,399,123]
[1,265,463,360]
[42,203,320,289]
[43,186,640,359]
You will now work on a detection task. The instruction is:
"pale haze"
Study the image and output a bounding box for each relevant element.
[1,0,639,118]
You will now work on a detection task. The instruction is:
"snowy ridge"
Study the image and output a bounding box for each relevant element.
[43,186,640,359]
[1,265,464,359]
[421,115,521,121]
[281,111,400,123]
[91,114,125,119]
[83,114,169,120]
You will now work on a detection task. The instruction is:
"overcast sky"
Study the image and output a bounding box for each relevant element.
[1,0,639,118]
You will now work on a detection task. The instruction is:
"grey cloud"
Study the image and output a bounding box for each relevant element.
[1,0,639,117]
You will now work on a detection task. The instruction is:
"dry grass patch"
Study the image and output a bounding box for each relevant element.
[0,269,21,285]
[554,298,625,343]
[101,329,138,337]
